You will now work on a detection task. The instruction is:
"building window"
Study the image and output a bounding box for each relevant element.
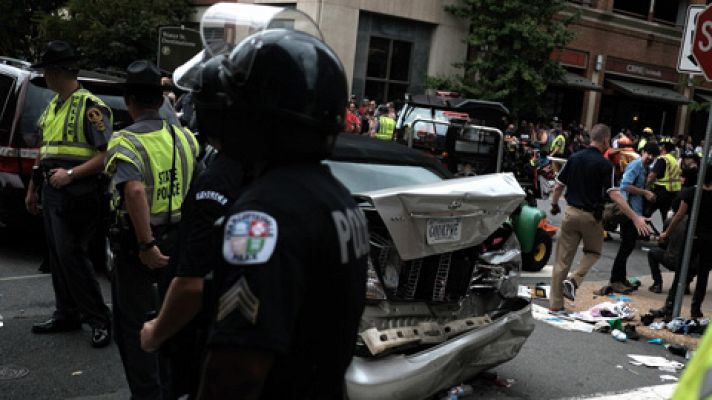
[365,37,412,103]
[612,0,680,25]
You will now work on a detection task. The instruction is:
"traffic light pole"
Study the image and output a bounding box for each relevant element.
[672,102,712,318]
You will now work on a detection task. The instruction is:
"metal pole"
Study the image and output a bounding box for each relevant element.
[672,102,712,318]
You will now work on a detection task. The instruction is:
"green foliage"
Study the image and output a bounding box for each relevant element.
[425,75,461,92]
[35,0,194,70]
[445,0,578,119]
[0,0,67,60]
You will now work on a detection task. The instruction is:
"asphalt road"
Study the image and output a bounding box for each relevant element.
[0,198,686,399]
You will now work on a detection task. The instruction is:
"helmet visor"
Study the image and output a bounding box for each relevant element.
[174,3,322,91]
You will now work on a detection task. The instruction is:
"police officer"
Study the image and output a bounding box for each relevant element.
[167,8,367,398]
[375,105,396,140]
[139,58,246,398]
[26,41,112,348]
[104,60,199,399]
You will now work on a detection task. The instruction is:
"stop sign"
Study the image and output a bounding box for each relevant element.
[693,5,712,80]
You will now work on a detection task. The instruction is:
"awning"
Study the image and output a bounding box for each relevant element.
[552,71,602,91]
[607,79,690,105]
[695,93,712,103]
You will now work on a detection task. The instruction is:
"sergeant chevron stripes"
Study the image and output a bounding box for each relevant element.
[217,276,259,324]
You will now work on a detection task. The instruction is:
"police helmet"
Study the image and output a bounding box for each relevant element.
[174,4,346,162]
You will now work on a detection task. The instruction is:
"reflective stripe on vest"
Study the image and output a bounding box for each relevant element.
[654,153,682,192]
[376,116,395,140]
[39,89,110,161]
[105,121,198,226]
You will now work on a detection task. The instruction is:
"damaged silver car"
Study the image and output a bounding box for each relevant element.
[327,134,536,400]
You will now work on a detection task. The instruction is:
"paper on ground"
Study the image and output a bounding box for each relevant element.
[531,304,594,333]
[627,355,684,370]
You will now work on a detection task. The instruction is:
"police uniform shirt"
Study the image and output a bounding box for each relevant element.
[174,153,244,278]
[556,146,616,211]
[110,111,164,185]
[209,163,368,399]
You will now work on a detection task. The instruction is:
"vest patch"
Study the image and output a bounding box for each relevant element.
[223,211,278,265]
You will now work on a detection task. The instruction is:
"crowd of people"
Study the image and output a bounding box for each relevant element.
[343,97,397,140]
[540,119,711,322]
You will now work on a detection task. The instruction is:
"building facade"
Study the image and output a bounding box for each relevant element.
[190,0,711,141]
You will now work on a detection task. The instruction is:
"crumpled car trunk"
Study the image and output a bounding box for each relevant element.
[356,173,525,261]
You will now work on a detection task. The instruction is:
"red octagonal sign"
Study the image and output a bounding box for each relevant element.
[693,5,712,81]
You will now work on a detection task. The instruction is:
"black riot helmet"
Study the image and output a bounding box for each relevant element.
[175,4,346,162]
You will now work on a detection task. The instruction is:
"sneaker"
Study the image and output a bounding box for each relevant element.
[623,324,640,340]
[562,279,576,301]
[91,326,111,348]
[648,283,662,293]
[650,307,672,321]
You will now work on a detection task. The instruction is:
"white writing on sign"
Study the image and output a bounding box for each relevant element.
[699,20,712,52]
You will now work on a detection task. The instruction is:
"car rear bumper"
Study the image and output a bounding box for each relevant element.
[345,302,534,400]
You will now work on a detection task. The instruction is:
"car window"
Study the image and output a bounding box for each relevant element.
[400,106,449,136]
[323,160,443,193]
[0,73,16,144]
[20,82,55,146]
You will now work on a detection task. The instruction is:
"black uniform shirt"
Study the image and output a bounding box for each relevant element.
[679,186,712,236]
[208,162,368,399]
[175,153,244,278]
[651,157,667,180]
[556,146,616,211]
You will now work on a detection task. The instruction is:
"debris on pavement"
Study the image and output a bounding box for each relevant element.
[531,304,594,332]
[0,313,3,328]
[518,285,549,299]
[665,343,689,358]
[71,370,83,376]
[649,322,666,330]
[659,375,678,382]
[640,313,654,326]
[627,355,684,370]
[611,329,627,342]
[648,338,664,345]
[440,384,473,400]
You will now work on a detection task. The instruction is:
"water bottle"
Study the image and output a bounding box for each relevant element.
[443,384,474,400]
[611,329,627,342]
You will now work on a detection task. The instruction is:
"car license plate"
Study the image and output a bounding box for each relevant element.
[426,218,462,244]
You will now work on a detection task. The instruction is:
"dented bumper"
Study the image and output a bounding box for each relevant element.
[345,303,534,400]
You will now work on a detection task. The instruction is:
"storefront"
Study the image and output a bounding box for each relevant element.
[597,57,688,137]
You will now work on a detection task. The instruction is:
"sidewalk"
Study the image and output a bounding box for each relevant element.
[559,272,707,349]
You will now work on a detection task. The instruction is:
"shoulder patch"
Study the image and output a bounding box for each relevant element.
[86,107,106,132]
[196,190,228,205]
[223,211,278,265]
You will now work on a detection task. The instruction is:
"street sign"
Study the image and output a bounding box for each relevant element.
[692,5,712,81]
[677,5,705,74]
[157,26,201,73]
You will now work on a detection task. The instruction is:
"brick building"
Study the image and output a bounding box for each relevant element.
[190,0,711,141]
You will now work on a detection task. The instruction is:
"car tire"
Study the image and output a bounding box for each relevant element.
[522,228,552,272]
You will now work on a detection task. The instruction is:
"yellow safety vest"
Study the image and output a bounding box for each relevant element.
[673,326,712,399]
[654,153,682,192]
[39,89,113,161]
[105,121,199,226]
[376,116,395,141]
[551,134,566,156]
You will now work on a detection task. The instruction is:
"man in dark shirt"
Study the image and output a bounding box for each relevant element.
[549,123,651,312]
[654,165,712,319]
[647,142,681,226]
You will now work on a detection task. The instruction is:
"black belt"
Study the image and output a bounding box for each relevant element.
[569,204,594,213]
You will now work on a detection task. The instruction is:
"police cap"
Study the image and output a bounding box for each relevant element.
[125,60,162,88]
[31,41,80,69]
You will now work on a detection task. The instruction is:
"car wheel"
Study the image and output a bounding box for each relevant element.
[522,228,552,272]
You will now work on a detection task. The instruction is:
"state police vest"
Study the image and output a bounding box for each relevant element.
[376,116,395,141]
[654,153,682,192]
[105,121,199,226]
[39,89,113,161]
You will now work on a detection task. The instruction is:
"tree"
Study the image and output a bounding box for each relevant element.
[36,0,194,71]
[0,0,67,60]
[445,0,578,119]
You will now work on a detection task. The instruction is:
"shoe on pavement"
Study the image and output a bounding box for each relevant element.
[562,279,576,301]
[91,326,111,348]
[648,283,662,293]
[609,281,632,294]
[31,318,82,334]
[623,324,640,341]
[649,307,672,320]
[691,308,704,319]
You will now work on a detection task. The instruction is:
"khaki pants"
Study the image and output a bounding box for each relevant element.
[550,205,603,309]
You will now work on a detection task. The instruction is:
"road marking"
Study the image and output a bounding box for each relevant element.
[0,274,51,282]
[558,383,676,399]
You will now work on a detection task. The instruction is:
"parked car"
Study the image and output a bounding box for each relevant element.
[0,57,179,228]
[326,134,535,400]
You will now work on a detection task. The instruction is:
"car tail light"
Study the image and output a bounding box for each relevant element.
[366,258,386,300]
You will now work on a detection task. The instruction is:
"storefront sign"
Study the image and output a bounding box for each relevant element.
[606,56,679,83]
[551,48,588,69]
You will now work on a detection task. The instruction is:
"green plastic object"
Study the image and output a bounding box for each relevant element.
[513,203,545,253]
